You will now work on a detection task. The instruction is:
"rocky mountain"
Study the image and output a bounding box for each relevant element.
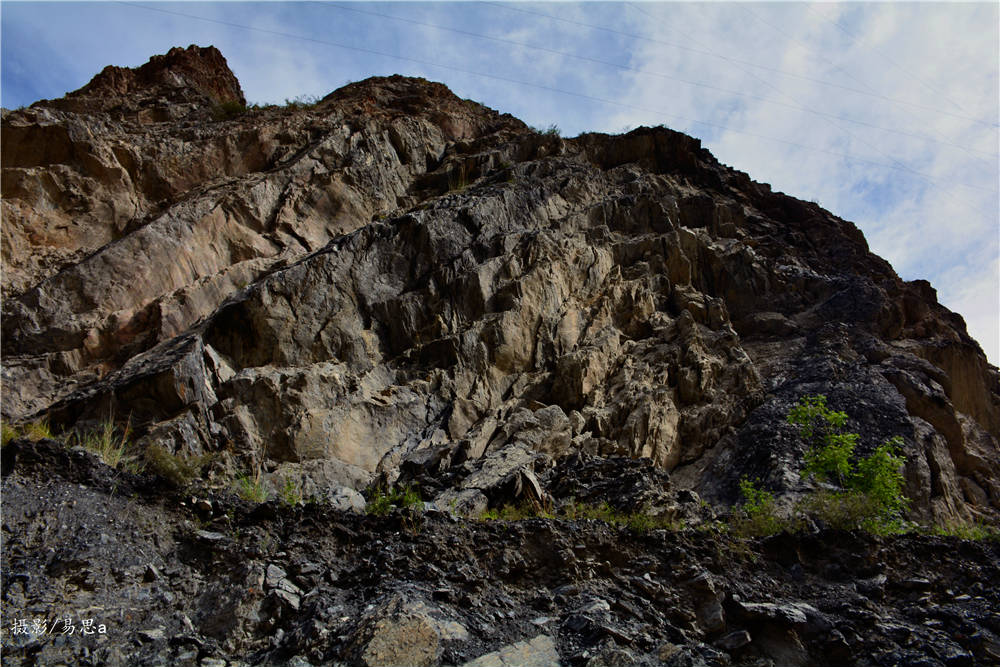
[2,45,999,666]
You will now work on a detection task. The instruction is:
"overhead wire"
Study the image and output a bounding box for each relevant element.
[319,1,997,161]
[623,2,997,214]
[482,0,998,129]
[117,1,998,207]
[804,3,969,113]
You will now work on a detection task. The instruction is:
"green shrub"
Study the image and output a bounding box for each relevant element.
[795,489,890,533]
[283,94,321,109]
[2,422,18,447]
[278,476,303,506]
[789,395,908,533]
[366,483,424,516]
[145,444,212,488]
[24,419,53,442]
[924,519,1000,541]
[482,499,678,533]
[732,478,785,537]
[852,436,908,516]
[72,417,141,473]
[211,99,247,121]
[236,472,269,503]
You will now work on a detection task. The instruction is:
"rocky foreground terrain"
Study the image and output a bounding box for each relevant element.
[2,45,999,665]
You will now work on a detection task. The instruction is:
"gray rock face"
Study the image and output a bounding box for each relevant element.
[2,46,998,526]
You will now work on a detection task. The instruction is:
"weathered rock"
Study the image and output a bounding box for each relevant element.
[346,596,465,667]
[4,46,998,528]
[461,634,560,667]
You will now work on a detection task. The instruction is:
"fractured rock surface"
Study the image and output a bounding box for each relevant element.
[2,46,999,525]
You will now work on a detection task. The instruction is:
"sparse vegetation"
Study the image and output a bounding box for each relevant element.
[24,418,54,442]
[366,483,424,517]
[922,519,1000,542]
[731,478,787,537]
[532,123,561,137]
[236,471,269,503]
[211,99,247,121]
[790,394,909,533]
[727,395,912,537]
[2,422,18,447]
[278,476,303,506]
[283,94,321,109]
[479,499,682,534]
[72,416,142,473]
[145,444,213,488]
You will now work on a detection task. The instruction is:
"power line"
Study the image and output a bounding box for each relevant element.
[116,2,997,202]
[320,2,997,160]
[805,3,968,114]
[684,3,998,219]
[483,0,998,129]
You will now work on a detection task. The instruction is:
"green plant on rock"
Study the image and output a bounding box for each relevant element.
[2,422,18,447]
[924,519,1000,542]
[72,415,142,473]
[789,394,908,533]
[283,94,321,109]
[732,478,785,537]
[236,471,269,503]
[24,418,53,442]
[366,483,424,517]
[145,444,213,488]
[279,476,303,506]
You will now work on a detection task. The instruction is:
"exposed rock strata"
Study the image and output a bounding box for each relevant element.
[2,45,998,527]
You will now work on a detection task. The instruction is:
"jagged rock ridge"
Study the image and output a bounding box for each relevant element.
[2,45,999,526]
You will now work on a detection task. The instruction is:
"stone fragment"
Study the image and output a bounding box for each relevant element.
[461,634,561,667]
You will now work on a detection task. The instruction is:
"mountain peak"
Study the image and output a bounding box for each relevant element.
[44,45,244,116]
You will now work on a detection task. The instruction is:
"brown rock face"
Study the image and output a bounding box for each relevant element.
[2,46,997,525]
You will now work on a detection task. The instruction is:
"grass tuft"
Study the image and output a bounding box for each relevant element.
[145,444,213,488]
[236,471,269,503]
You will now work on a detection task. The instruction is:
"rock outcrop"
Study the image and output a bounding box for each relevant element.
[3,44,999,533]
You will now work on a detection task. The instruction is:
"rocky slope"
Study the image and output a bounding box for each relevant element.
[2,45,1000,665]
[3,437,1000,666]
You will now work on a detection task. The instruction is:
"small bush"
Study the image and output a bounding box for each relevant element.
[795,489,905,535]
[479,500,553,522]
[482,499,679,533]
[2,423,18,447]
[72,417,141,473]
[853,436,908,517]
[732,478,785,537]
[24,419,53,442]
[366,483,424,517]
[283,94,321,109]
[924,520,1000,542]
[145,444,212,488]
[211,100,247,121]
[789,395,908,534]
[279,477,303,507]
[236,472,269,503]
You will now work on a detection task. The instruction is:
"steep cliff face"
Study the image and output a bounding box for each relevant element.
[3,45,998,526]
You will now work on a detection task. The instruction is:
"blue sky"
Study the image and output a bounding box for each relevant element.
[2,2,998,363]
